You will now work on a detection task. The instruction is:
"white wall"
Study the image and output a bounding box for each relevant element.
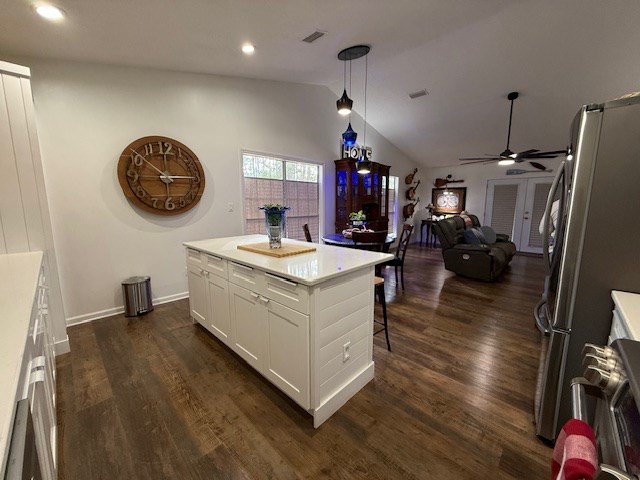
[12,58,416,324]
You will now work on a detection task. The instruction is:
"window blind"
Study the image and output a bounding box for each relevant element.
[490,184,519,237]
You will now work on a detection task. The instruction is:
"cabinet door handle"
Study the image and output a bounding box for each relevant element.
[259,296,270,304]
[264,272,297,287]
[231,262,253,272]
[250,292,260,299]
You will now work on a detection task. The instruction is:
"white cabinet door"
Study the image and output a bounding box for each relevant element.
[229,283,265,372]
[264,300,310,408]
[187,264,207,324]
[205,272,231,345]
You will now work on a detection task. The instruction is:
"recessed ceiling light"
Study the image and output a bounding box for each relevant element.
[241,44,255,55]
[35,4,65,21]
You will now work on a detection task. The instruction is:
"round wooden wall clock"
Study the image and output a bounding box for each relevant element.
[117,136,205,215]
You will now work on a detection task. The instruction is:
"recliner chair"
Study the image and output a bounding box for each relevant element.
[433,215,516,282]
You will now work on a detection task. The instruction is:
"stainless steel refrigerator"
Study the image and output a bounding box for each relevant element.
[534,94,640,442]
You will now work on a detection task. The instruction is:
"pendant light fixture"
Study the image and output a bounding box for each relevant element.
[341,122,357,145]
[337,45,371,173]
[336,57,353,116]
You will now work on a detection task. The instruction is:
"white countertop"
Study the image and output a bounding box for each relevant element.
[612,290,640,341]
[184,235,393,286]
[0,251,42,468]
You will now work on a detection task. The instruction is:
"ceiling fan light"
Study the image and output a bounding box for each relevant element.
[336,89,353,116]
[498,159,515,166]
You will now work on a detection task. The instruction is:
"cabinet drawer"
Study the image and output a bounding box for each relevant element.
[186,248,204,267]
[264,272,309,315]
[229,262,266,294]
[203,254,227,279]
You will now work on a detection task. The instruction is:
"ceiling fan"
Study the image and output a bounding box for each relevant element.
[459,91,566,168]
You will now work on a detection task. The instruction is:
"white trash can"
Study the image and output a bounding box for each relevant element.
[122,276,153,317]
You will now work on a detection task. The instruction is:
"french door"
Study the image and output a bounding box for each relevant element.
[484,177,552,253]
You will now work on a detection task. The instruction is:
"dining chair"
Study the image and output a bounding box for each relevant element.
[302,223,312,242]
[351,230,391,351]
[382,224,413,291]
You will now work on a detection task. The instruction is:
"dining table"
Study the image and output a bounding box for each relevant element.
[321,233,396,251]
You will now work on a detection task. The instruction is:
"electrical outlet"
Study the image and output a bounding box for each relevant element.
[227,202,234,212]
[342,341,351,362]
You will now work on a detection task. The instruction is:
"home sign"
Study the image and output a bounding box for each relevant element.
[342,144,372,161]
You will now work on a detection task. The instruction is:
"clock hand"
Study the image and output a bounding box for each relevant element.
[130,149,173,183]
[162,175,197,179]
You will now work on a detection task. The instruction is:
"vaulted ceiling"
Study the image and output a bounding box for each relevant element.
[2,0,639,167]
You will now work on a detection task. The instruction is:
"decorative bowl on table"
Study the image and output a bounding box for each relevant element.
[342,227,374,239]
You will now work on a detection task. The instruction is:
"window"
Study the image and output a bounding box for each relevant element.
[242,152,322,241]
[388,176,399,235]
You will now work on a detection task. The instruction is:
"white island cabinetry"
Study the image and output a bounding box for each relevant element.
[1,252,57,480]
[184,235,392,427]
[186,249,231,346]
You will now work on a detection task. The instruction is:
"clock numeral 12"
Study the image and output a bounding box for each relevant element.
[158,141,173,155]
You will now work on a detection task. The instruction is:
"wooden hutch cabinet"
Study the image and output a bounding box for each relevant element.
[335,159,391,232]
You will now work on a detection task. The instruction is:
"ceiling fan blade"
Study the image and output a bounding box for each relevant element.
[529,161,547,170]
[460,158,500,164]
[522,149,567,158]
[459,156,501,161]
[515,149,539,157]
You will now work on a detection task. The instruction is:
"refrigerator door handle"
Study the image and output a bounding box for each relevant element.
[542,160,565,274]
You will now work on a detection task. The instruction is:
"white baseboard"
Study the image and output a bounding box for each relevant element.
[54,336,70,356]
[65,291,189,327]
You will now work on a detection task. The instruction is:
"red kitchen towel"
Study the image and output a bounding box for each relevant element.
[551,418,597,480]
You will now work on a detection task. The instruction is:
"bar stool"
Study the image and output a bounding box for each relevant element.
[373,276,391,351]
[352,231,392,351]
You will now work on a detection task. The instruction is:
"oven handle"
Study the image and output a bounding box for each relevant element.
[595,464,636,480]
[570,377,590,421]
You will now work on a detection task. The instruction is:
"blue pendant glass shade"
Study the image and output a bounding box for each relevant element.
[336,89,353,116]
[341,122,358,145]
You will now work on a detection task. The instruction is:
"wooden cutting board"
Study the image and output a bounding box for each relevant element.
[237,242,316,258]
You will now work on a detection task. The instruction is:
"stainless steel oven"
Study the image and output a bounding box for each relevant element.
[571,338,640,479]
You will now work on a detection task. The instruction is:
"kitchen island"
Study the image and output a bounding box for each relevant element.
[184,234,392,427]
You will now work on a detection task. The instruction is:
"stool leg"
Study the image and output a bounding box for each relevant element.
[376,284,391,351]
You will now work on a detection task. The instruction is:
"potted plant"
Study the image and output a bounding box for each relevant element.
[259,204,289,248]
[349,210,366,227]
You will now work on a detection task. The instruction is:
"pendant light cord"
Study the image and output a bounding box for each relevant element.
[349,58,352,121]
[363,53,368,147]
[343,59,346,92]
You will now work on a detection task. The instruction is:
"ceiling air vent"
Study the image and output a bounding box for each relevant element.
[302,31,326,43]
[409,89,428,99]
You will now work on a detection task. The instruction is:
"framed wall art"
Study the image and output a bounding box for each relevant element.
[431,187,466,214]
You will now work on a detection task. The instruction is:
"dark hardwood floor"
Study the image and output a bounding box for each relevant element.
[56,245,552,479]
